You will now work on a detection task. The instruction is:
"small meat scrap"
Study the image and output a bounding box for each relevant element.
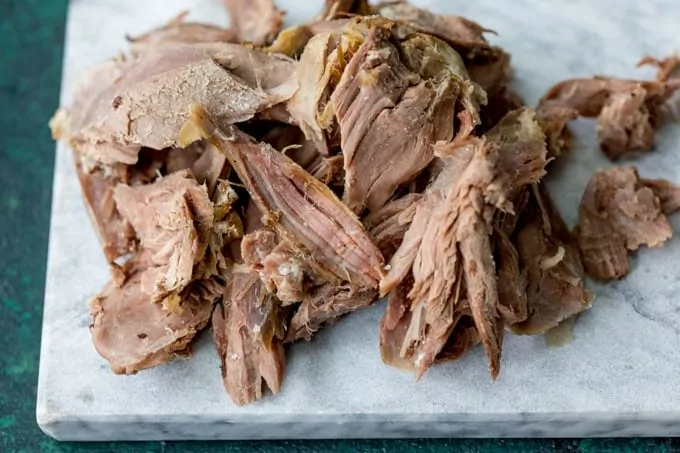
[575,166,674,280]
[241,229,310,304]
[380,108,547,379]
[90,269,214,375]
[212,265,285,406]
[183,104,385,289]
[126,11,237,55]
[375,1,491,58]
[538,77,680,159]
[637,54,680,82]
[222,0,284,46]
[286,283,378,342]
[285,31,341,155]
[640,178,680,214]
[332,23,485,213]
[50,44,297,166]
[113,170,213,307]
[512,184,592,335]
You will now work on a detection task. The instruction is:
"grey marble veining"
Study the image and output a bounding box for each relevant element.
[37,0,680,441]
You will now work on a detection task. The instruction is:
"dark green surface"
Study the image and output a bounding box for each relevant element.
[0,1,678,452]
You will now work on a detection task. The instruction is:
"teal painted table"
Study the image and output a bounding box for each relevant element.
[0,1,677,451]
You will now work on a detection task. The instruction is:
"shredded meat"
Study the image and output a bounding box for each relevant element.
[183,104,385,289]
[641,178,680,214]
[242,229,310,304]
[73,152,136,263]
[380,108,547,379]
[364,193,422,260]
[222,0,284,46]
[637,54,680,82]
[212,265,285,406]
[511,184,592,334]
[50,44,297,166]
[286,283,378,342]
[538,77,680,159]
[90,266,215,375]
[374,2,491,57]
[113,170,213,306]
[575,166,674,280]
[332,24,484,213]
[317,0,371,21]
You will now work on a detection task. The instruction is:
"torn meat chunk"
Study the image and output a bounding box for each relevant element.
[127,12,237,55]
[286,283,378,342]
[90,270,214,375]
[242,229,310,304]
[317,0,371,21]
[511,184,592,334]
[637,54,680,82]
[536,105,579,159]
[466,47,524,132]
[375,1,491,57]
[51,44,297,166]
[436,315,480,364]
[641,178,680,214]
[364,193,422,260]
[222,0,284,46]
[575,166,674,280]
[113,170,213,306]
[494,229,527,325]
[285,31,341,156]
[73,152,136,263]
[183,104,385,289]
[380,108,547,379]
[538,77,680,159]
[260,124,343,185]
[212,265,285,406]
[333,27,484,213]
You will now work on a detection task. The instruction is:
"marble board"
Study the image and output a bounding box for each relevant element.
[37,0,680,441]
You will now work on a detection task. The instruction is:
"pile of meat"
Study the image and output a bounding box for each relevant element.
[50,0,680,405]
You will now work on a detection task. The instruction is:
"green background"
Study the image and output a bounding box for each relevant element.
[0,1,678,452]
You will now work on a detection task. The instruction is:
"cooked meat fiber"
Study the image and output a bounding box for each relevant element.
[637,54,680,82]
[222,0,284,46]
[126,12,237,55]
[641,178,680,215]
[375,2,491,57]
[90,269,214,375]
[285,31,340,156]
[73,152,136,263]
[183,104,385,289]
[113,170,213,306]
[212,265,285,406]
[363,193,422,260]
[50,44,297,166]
[286,283,378,342]
[242,229,310,304]
[317,0,371,21]
[494,228,528,326]
[511,184,592,334]
[380,108,547,379]
[575,166,675,280]
[332,25,485,213]
[538,77,680,159]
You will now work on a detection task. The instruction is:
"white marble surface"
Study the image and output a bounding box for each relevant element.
[37,0,680,441]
